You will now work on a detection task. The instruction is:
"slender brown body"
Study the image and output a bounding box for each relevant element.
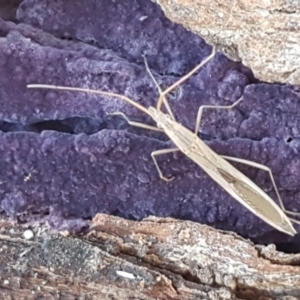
[27,46,299,235]
[147,107,296,235]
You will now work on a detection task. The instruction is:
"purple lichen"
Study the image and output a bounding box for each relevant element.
[0,0,300,248]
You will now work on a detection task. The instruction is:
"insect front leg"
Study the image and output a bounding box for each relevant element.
[151,148,180,182]
[157,46,216,114]
[143,55,175,120]
[221,155,300,225]
[108,111,163,132]
[194,96,243,134]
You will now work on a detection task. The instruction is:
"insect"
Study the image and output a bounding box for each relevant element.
[27,46,300,236]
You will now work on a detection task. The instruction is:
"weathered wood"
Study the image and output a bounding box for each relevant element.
[0,215,300,299]
[154,0,300,85]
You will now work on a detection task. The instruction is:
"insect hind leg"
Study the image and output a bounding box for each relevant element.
[221,155,300,225]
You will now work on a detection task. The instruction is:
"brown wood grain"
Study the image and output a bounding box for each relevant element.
[0,214,300,299]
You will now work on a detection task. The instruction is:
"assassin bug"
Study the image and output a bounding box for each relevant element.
[28,46,300,235]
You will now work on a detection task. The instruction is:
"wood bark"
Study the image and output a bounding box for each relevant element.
[154,0,300,85]
[1,214,300,299]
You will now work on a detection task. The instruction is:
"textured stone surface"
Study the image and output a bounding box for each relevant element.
[155,0,300,85]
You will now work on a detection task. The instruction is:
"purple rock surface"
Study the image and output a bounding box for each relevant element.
[1,0,300,249]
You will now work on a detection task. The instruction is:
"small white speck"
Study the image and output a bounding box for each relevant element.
[116,270,135,280]
[139,16,148,21]
[3,280,9,285]
[23,229,34,240]
[20,248,31,257]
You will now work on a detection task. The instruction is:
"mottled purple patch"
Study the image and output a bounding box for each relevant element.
[0,0,299,249]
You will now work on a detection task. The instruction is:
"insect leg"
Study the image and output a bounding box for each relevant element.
[194,96,243,134]
[143,55,175,120]
[108,112,163,132]
[156,46,216,113]
[221,155,300,224]
[151,148,180,181]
